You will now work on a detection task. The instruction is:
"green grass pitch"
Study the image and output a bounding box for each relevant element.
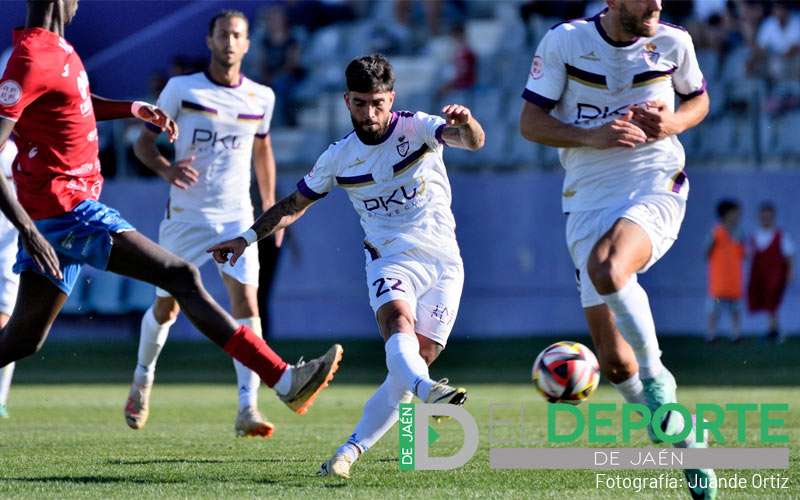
[0,337,797,498]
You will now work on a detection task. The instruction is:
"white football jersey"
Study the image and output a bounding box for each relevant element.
[152,72,275,223]
[299,111,459,260]
[0,139,17,235]
[523,12,706,212]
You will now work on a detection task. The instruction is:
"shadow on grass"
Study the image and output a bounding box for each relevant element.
[106,458,310,466]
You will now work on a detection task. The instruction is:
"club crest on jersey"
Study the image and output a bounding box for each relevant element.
[396,136,409,157]
[643,43,660,67]
[0,80,21,106]
[530,56,544,80]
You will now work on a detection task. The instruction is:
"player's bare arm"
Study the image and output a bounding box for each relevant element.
[91,94,178,142]
[0,119,61,279]
[520,101,648,149]
[630,92,710,141]
[133,128,198,190]
[439,104,485,150]
[208,190,314,265]
[252,134,283,247]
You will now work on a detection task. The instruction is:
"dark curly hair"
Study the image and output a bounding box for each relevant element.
[345,54,395,93]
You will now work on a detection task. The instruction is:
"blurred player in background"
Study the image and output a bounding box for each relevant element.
[210,54,485,479]
[125,10,283,438]
[706,199,745,342]
[519,1,716,497]
[748,201,794,342]
[0,138,18,418]
[0,0,341,422]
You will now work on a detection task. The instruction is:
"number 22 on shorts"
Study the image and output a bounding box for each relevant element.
[372,277,405,297]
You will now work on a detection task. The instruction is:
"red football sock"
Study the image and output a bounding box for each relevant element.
[224,325,287,387]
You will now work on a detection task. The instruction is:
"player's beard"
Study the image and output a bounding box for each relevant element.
[619,2,659,37]
[351,115,388,144]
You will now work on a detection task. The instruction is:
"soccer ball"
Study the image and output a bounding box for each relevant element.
[532,341,600,405]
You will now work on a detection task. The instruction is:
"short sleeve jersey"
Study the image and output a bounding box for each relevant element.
[151,72,275,223]
[0,28,102,219]
[298,111,459,260]
[523,12,706,212]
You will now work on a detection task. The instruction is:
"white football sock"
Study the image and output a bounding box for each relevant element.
[133,306,176,387]
[234,317,262,411]
[0,362,14,406]
[611,372,646,405]
[600,276,664,379]
[273,366,292,396]
[339,374,413,459]
[385,333,434,400]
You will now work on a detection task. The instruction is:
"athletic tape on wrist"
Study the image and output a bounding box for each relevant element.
[241,229,258,245]
[131,101,151,118]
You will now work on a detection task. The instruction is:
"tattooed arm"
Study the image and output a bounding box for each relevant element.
[208,190,314,265]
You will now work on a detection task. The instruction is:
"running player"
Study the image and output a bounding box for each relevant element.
[518,1,716,498]
[0,0,341,422]
[209,54,485,479]
[0,138,18,419]
[124,10,283,438]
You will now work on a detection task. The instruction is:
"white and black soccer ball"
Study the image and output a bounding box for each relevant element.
[532,341,600,405]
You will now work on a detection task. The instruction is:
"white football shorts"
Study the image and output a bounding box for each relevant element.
[566,193,687,308]
[0,218,18,316]
[156,218,259,298]
[365,246,463,347]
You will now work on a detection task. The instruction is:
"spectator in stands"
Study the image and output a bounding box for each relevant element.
[707,199,746,343]
[748,201,794,342]
[252,5,307,127]
[436,24,477,99]
[750,0,800,79]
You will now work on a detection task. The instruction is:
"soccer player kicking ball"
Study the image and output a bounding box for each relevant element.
[124,10,285,438]
[0,0,341,422]
[519,1,716,498]
[210,54,485,479]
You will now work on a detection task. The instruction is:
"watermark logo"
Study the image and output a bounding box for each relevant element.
[399,402,790,471]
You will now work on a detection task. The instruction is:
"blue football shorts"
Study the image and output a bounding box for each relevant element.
[13,199,135,295]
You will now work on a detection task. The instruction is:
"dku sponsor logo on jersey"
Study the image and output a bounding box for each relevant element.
[575,103,630,124]
[363,179,427,214]
[191,128,244,150]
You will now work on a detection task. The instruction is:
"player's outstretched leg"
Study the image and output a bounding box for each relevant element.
[124,299,177,430]
[320,374,412,479]
[378,301,465,406]
[321,334,452,480]
[588,219,716,499]
[107,231,342,415]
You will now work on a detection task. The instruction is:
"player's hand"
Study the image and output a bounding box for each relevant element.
[630,100,681,141]
[162,156,198,190]
[207,237,248,266]
[134,103,179,143]
[442,104,472,126]
[20,226,62,280]
[586,111,648,149]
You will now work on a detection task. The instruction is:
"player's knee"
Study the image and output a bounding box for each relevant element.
[587,256,627,293]
[153,298,180,324]
[162,261,202,296]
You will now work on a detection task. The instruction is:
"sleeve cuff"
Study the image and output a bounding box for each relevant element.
[434,123,446,146]
[676,78,707,101]
[255,132,269,139]
[297,178,327,201]
[145,122,162,133]
[522,88,558,111]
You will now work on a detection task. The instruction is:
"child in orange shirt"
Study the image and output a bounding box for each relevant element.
[707,199,745,342]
